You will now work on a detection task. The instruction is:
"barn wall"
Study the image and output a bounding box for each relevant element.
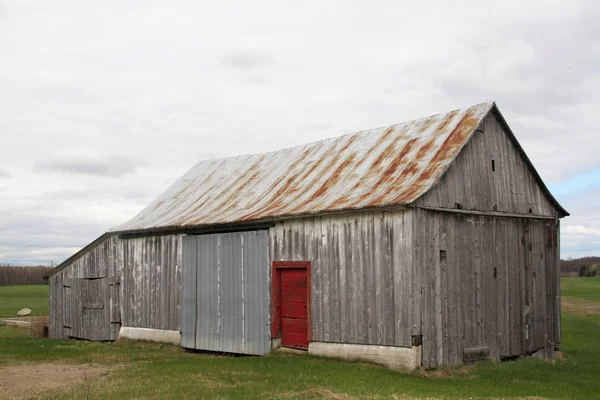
[415,209,560,368]
[122,234,183,331]
[49,233,183,339]
[270,209,417,348]
[416,111,556,217]
[48,235,123,340]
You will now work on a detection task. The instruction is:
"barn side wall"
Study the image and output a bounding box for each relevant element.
[122,235,183,331]
[270,209,418,348]
[48,234,123,339]
[416,111,557,217]
[415,209,560,368]
[49,233,183,340]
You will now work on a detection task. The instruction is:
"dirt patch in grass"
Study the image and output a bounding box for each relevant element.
[270,389,445,400]
[0,362,118,399]
[194,373,256,389]
[415,365,475,379]
[271,388,359,399]
[562,297,600,317]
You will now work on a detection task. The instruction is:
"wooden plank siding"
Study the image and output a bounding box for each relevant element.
[416,210,560,368]
[121,234,182,331]
[416,111,557,218]
[269,209,416,348]
[49,234,183,340]
[48,235,123,340]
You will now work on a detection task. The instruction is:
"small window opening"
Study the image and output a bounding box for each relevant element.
[440,250,447,262]
[494,267,497,279]
[529,208,533,214]
[491,159,496,172]
[412,334,423,346]
[493,204,498,211]
[454,202,463,210]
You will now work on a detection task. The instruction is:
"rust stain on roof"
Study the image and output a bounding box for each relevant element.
[112,102,495,232]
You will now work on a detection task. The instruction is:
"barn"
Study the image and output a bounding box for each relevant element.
[44,101,568,370]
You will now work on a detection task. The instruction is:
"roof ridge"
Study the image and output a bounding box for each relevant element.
[111,101,494,233]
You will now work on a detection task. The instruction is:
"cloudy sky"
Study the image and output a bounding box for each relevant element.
[0,0,598,265]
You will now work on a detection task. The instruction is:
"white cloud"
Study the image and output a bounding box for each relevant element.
[563,226,600,236]
[0,0,598,263]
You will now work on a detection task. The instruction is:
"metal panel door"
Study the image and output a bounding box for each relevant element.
[181,230,270,355]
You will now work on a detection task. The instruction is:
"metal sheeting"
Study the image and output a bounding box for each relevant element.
[181,230,270,355]
[113,102,494,233]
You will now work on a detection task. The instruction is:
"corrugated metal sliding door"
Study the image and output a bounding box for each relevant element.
[181,230,270,355]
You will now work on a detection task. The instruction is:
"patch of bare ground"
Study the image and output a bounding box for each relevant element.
[415,365,475,379]
[270,388,358,399]
[269,389,447,400]
[561,297,600,317]
[193,373,256,389]
[0,362,119,400]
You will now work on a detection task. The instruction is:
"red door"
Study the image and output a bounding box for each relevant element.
[279,268,309,349]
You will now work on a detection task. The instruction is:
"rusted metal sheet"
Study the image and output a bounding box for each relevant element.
[113,102,494,233]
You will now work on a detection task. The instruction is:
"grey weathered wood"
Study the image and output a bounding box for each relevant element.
[415,210,560,368]
[416,112,557,218]
[269,209,415,348]
[47,106,564,368]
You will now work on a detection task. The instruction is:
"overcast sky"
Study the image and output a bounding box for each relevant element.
[1,0,598,265]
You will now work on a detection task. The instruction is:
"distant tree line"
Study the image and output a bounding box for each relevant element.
[0,265,53,286]
[578,264,599,277]
[561,256,600,277]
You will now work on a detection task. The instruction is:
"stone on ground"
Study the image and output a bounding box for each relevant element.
[17,308,32,317]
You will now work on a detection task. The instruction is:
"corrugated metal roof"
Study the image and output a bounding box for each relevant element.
[113,102,495,233]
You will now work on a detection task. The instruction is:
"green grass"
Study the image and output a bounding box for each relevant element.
[0,284,48,318]
[0,280,599,399]
[561,276,600,302]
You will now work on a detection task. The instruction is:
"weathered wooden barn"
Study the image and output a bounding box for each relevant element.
[44,101,568,369]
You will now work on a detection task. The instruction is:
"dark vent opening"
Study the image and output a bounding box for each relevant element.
[529,208,533,214]
[454,202,463,210]
[412,334,423,346]
[440,250,447,262]
[491,159,496,171]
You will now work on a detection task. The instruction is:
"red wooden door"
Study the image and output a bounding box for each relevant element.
[280,268,309,349]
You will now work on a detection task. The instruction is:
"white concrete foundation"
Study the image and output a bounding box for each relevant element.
[118,327,180,345]
[271,337,282,351]
[308,342,422,371]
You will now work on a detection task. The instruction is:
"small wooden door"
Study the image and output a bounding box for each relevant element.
[66,277,119,341]
[272,262,311,350]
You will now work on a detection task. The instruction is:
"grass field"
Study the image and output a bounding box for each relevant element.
[0,285,48,318]
[0,279,599,399]
[561,277,600,302]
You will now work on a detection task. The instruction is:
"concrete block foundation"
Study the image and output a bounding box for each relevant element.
[308,342,422,371]
[118,327,180,345]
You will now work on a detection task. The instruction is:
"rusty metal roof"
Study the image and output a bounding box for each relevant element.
[113,102,499,233]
